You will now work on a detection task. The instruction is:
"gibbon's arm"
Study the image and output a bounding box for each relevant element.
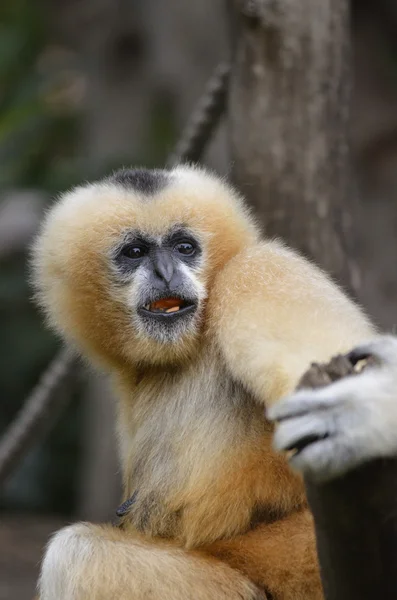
[209,240,375,407]
[269,335,397,482]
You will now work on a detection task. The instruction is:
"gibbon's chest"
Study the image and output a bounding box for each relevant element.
[118,350,275,543]
[122,350,267,478]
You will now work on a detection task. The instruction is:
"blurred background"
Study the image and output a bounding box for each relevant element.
[1,0,397,598]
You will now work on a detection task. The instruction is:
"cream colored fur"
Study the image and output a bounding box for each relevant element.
[32,165,375,600]
[39,524,261,600]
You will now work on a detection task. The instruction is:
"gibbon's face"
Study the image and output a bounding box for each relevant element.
[33,166,258,367]
[112,221,204,345]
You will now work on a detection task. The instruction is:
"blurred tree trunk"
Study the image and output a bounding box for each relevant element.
[352,1,397,329]
[77,374,120,522]
[228,1,397,599]
[229,0,356,289]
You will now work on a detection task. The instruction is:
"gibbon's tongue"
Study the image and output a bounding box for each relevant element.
[149,298,183,313]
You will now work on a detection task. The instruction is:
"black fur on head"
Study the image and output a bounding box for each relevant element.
[109,168,169,195]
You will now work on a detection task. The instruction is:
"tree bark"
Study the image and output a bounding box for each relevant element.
[305,461,397,600]
[77,374,121,523]
[228,1,397,598]
[229,0,355,288]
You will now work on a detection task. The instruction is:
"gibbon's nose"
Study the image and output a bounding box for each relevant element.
[153,250,174,284]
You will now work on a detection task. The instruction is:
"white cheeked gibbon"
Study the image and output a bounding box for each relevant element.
[32,165,376,600]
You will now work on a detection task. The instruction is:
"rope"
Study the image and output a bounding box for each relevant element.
[0,348,77,486]
[166,62,230,167]
[0,61,230,487]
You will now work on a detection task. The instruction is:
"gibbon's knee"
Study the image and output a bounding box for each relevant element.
[39,523,97,600]
[39,522,264,600]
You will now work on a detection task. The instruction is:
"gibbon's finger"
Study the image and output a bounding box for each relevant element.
[287,422,397,482]
[287,436,347,482]
[268,387,343,423]
[116,491,138,517]
[273,412,333,455]
[348,335,397,369]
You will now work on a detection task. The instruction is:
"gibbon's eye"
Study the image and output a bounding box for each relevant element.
[174,241,195,256]
[121,245,148,259]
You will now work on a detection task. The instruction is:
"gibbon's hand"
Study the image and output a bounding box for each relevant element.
[268,336,397,483]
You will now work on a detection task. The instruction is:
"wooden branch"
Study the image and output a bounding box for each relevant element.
[297,354,397,600]
[306,461,397,600]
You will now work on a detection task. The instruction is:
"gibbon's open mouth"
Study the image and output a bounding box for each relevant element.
[139,297,196,318]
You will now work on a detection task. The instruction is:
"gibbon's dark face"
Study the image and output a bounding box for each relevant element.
[111,225,204,344]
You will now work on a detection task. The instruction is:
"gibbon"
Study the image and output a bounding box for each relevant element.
[32,165,375,600]
[271,335,397,482]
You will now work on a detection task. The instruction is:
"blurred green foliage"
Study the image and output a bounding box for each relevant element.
[0,1,82,191]
[0,1,85,514]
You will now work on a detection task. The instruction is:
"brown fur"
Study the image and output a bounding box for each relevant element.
[33,165,375,599]
[204,510,323,600]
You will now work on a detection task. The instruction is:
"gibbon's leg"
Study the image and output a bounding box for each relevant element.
[38,522,265,600]
[269,335,397,483]
[204,509,323,600]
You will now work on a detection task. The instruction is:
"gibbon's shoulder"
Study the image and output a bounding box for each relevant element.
[212,238,338,299]
[209,239,374,350]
